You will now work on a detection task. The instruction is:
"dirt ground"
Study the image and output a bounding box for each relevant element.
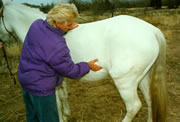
[0,8,180,122]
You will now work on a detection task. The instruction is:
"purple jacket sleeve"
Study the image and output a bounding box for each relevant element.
[47,40,90,79]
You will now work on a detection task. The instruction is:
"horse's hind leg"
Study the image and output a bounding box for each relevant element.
[111,69,142,122]
[56,80,71,122]
[139,73,152,122]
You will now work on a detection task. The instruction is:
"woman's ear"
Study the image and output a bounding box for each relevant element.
[55,21,59,28]
[69,23,79,30]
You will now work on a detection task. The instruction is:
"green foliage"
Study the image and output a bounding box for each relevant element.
[68,0,90,13]
[167,0,179,9]
[0,0,3,8]
[40,3,54,13]
[90,0,114,15]
[23,0,180,16]
[150,0,162,9]
[68,0,115,15]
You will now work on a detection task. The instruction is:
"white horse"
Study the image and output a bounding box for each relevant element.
[0,1,168,122]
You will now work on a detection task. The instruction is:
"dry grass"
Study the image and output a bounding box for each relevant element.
[141,14,180,26]
[5,44,21,57]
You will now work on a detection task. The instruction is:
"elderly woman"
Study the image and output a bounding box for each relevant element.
[18,2,102,122]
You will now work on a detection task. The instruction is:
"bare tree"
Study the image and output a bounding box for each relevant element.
[68,0,81,13]
[167,0,179,9]
[0,0,3,8]
[90,0,113,15]
[151,0,162,9]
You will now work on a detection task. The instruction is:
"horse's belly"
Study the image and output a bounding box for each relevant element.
[66,35,110,82]
[79,68,109,82]
[70,50,110,82]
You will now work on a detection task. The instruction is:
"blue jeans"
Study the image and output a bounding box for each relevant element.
[22,89,59,122]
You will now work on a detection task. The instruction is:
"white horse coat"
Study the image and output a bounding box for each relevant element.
[0,1,167,122]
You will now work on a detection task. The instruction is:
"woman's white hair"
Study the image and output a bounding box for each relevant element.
[47,2,79,27]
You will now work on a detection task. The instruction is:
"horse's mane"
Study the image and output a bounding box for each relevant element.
[4,1,46,17]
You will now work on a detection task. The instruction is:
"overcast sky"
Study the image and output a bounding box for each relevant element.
[12,0,68,5]
[12,0,91,5]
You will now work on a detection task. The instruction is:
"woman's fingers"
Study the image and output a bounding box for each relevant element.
[88,59,102,71]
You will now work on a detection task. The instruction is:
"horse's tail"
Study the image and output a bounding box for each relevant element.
[150,28,168,122]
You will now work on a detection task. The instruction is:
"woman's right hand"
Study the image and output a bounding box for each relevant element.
[88,59,102,72]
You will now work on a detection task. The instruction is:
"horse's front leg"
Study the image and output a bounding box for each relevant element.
[56,79,71,122]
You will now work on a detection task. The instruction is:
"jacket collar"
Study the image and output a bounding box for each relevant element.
[43,19,65,36]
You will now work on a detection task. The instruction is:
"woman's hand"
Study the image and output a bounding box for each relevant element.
[88,59,102,72]
[69,23,79,30]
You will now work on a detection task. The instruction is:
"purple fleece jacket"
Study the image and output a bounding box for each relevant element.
[18,19,90,96]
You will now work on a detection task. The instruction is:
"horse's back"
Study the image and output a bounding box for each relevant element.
[65,15,160,81]
[66,15,159,64]
[66,15,159,48]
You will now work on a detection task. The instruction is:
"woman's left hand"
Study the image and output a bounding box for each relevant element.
[69,23,79,30]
